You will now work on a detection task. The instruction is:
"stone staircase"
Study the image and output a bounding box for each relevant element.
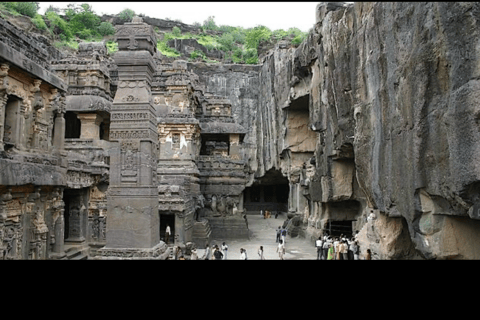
[64,245,89,260]
[192,219,212,249]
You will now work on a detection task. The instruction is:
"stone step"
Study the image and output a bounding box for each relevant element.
[65,246,89,260]
[191,219,212,249]
[208,216,249,240]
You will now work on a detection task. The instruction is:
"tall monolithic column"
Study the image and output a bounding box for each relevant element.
[99,17,167,259]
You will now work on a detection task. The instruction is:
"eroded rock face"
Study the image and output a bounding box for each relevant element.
[253,2,480,259]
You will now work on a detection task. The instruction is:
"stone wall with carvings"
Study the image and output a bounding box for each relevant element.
[0,15,116,259]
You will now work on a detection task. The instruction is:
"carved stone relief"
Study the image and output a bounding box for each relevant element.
[120,140,139,183]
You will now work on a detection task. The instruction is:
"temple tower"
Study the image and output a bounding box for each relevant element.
[155,60,202,248]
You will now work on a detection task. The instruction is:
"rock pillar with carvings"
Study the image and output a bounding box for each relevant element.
[99,16,167,259]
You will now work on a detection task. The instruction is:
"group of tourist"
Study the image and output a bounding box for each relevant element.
[188,242,230,260]
[315,233,371,260]
[168,222,372,260]
[276,226,287,244]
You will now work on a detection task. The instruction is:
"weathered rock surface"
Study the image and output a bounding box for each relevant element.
[249,2,480,259]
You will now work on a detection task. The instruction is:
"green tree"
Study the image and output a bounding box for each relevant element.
[218,32,235,52]
[98,21,115,36]
[46,11,73,40]
[230,27,246,44]
[291,33,307,46]
[171,26,181,37]
[44,4,60,14]
[106,40,118,55]
[244,47,258,64]
[14,2,38,17]
[65,3,100,38]
[117,8,135,22]
[31,13,48,31]
[203,15,217,30]
[272,29,288,41]
[245,25,271,50]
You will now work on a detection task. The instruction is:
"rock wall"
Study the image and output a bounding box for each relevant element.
[248,2,480,259]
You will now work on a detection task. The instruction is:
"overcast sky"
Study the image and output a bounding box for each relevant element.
[37,2,320,31]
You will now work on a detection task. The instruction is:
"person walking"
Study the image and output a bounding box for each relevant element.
[258,246,265,260]
[213,247,224,260]
[277,239,285,260]
[281,227,287,245]
[221,242,228,260]
[322,237,330,260]
[240,248,247,260]
[351,240,359,260]
[276,226,281,243]
[202,244,211,260]
[315,236,324,260]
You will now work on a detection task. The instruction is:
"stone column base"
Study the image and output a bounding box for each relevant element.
[94,242,170,260]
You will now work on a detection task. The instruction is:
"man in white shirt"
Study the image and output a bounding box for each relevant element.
[165,224,171,244]
[277,240,285,260]
[315,237,324,260]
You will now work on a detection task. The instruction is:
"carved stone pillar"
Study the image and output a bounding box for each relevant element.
[77,113,103,140]
[53,111,65,150]
[238,191,244,213]
[99,16,166,259]
[52,91,66,151]
[66,202,86,243]
[0,63,9,151]
[50,188,65,258]
[229,134,241,159]
[0,92,7,151]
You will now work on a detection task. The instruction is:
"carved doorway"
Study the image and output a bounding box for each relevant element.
[63,188,88,245]
[3,95,22,149]
[64,111,81,138]
[243,169,289,215]
[159,213,175,245]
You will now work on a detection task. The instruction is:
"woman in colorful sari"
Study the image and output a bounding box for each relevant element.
[327,243,334,260]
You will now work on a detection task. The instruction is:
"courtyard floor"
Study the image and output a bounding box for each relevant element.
[196,213,319,260]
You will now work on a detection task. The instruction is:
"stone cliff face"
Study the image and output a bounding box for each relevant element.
[223,2,480,259]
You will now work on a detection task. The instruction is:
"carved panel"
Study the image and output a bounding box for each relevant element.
[0,221,23,260]
[110,129,156,140]
[120,140,139,183]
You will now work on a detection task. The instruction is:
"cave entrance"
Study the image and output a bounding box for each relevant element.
[324,220,354,238]
[322,200,359,238]
[243,169,289,215]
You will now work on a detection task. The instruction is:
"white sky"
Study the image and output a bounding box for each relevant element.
[37,1,320,32]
